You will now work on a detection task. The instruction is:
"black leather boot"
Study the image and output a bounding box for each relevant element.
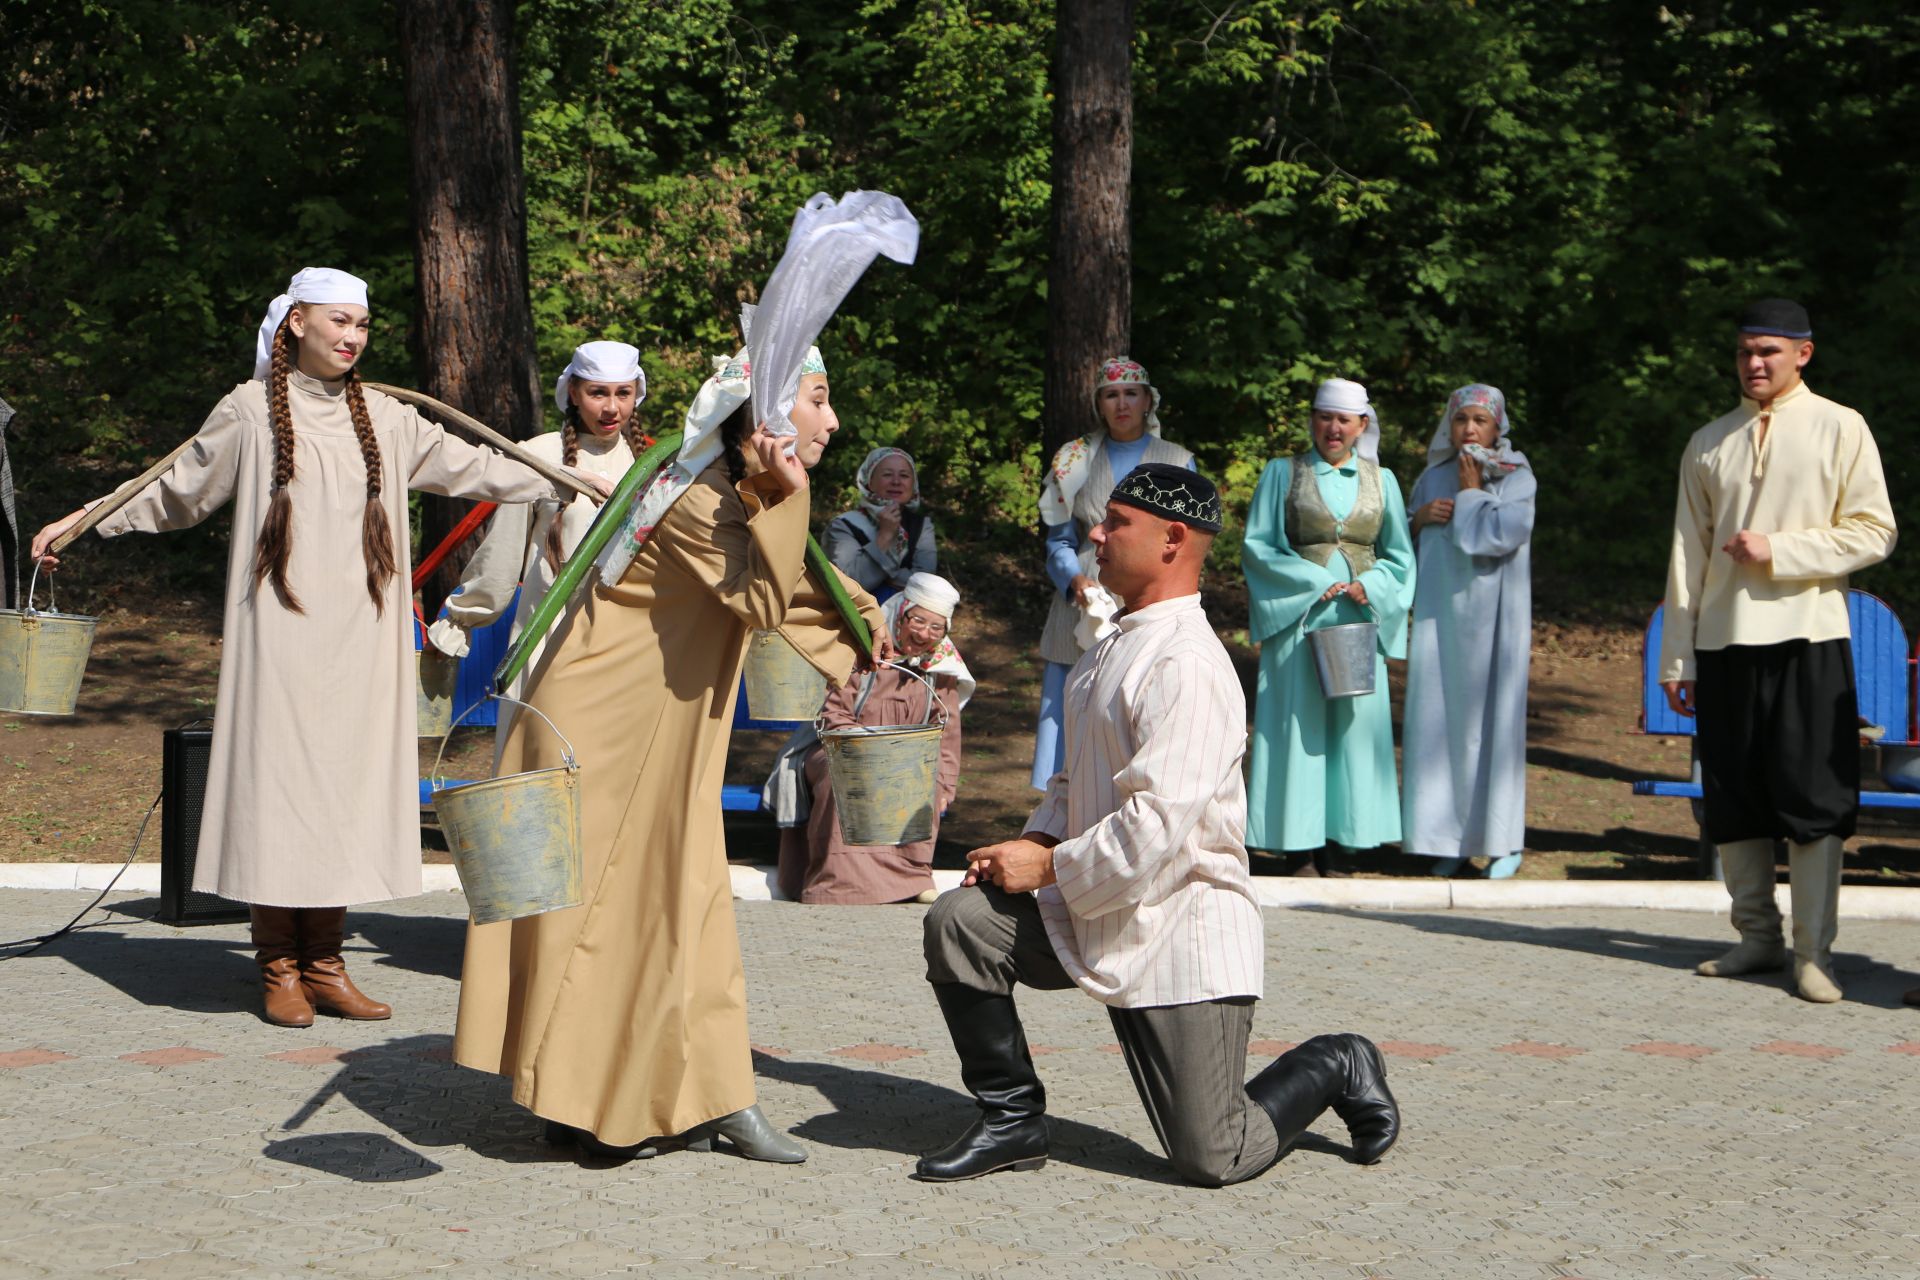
[1246,1033,1400,1165]
[914,984,1049,1181]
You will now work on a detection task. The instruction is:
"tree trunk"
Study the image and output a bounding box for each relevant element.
[398,0,541,622]
[1043,0,1134,467]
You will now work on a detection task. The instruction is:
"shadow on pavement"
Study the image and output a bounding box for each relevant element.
[35,907,464,1018]
[1317,907,1920,1009]
[750,1049,1355,1184]
[276,1034,567,1177]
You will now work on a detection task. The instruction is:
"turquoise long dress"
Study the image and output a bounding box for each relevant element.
[1242,452,1416,852]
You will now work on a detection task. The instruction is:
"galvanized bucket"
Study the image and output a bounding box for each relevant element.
[1301,600,1378,699]
[742,628,828,721]
[819,662,948,846]
[414,614,456,738]
[0,561,98,717]
[429,696,583,925]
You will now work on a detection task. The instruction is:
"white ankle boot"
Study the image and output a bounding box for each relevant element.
[1788,836,1844,1003]
[1698,839,1786,977]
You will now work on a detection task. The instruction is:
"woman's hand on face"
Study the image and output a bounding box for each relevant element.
[751,424,808,495]
[1413,497,1454,531]
[873,500,902,539]
[1069,573,1097,608]
[1455,452,1483,491]
[30,508,89,570]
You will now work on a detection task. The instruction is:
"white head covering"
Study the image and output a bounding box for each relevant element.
[886,573,974,708]
[746,190,919,440]
[253,268,369,380]
[857,446,921,519]
[554,341,646,415]
[1312,377,1380,463]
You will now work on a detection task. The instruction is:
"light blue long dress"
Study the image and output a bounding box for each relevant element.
[1243,452,1416,852]
[1400,450,1535,865]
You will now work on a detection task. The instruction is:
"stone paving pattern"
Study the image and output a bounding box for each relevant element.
[0,888,1917,1279]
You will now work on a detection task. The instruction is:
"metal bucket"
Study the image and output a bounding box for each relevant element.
[0,562,98,716]
[742,628,827,721]
[819,662,948,846]
[429,696,583,925]
[414,615,456,738]
[1304,609,1379,700]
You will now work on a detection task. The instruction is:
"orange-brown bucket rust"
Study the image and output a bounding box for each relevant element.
[742,629,827,721]
[0,565,97,716]
[429,697,583,925]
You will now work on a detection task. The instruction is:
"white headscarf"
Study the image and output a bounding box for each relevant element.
[747,190,919,440]
[1312,377,1381,464]
[857,446,921,520]
[252,268,369,380]
[884,573,973,709]
[594,346,751,588]
[554,341,646,415]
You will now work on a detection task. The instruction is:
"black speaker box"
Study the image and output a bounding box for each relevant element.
[159,724,249,925]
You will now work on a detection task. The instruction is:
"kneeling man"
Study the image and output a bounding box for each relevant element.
[919,463,1400,1186]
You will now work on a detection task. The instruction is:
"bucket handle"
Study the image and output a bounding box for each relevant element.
[1292,588,1373,645]
[814,659,950,736]
[428,694,578,792]
[22,556,58,618]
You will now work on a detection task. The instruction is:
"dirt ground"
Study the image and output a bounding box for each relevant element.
[6,569,1918,885]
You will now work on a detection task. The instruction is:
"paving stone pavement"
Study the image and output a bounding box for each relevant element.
[0,887,1917,1279]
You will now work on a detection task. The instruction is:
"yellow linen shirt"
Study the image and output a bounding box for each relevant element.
[1660,381,1896,682]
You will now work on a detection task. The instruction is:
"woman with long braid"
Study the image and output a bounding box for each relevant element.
[426,341,651,714]
[31,268,611,1028]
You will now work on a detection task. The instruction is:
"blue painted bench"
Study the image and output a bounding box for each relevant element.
[1630,590,1918,874]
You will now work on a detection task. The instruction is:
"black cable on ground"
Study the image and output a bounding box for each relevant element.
[0,788,162,960]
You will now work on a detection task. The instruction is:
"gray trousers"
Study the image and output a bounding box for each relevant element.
[924,884,1282,1186]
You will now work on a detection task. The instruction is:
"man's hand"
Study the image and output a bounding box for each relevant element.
[1722,530,1772,565]
[1662,679,1697,718]
[964,837,1057,894]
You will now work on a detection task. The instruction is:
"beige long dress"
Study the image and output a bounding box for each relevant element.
[91,372,554,906]
[453,454,880,1146]
[776,669,962,905]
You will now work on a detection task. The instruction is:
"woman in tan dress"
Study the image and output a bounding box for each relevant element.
[453,348,888,1163]
[30,268,608,1028]
[775,571,971,905]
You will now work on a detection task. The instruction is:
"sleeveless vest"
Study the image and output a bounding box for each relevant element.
[1285,454,1382,576]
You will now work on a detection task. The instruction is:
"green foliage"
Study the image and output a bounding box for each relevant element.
[4,0,1919,614]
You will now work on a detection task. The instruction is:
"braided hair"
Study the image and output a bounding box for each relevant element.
[543,397,652,569]
[251,313,398,613]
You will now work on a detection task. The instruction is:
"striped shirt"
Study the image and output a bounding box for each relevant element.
[1031,594,1265,1008]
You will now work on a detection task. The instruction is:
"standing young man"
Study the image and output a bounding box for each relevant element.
[1660,299,1896,1003]
[918,463,1399,1185]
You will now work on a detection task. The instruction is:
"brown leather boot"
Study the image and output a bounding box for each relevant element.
[250,906,314,1028]
[296,908,392,1020]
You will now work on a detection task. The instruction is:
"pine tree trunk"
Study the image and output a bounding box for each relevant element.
[1043,0,1134,467]
[398,0,541,622]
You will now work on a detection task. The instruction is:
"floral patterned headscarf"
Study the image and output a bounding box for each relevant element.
[1042,356,1166,525]
[1425,383,1525,472]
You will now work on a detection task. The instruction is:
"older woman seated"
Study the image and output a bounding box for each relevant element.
[770,573,972,905]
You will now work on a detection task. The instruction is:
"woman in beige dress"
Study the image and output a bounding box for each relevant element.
[30,268,609,1029]
[453,347,889,1163]
[775,571,971,905]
